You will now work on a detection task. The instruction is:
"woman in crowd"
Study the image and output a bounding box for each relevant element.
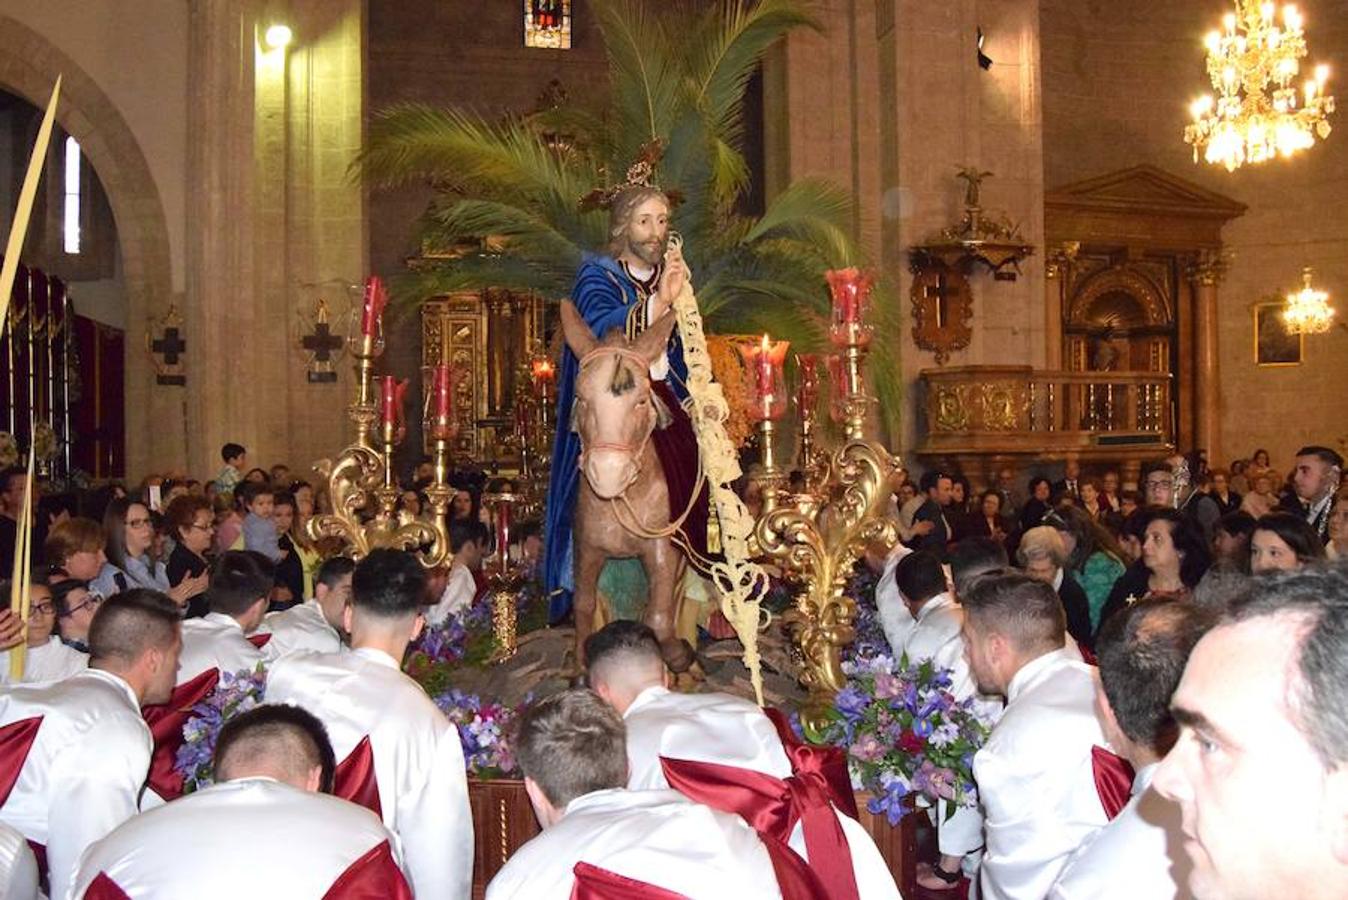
[42,517,107,583]
[1211,511,1256,574]
[1076,478,1105,521]
[273,490,318,607]
[1207,468,1242,515]
[1251,448,1271,473]
[243,467,270,485]
[1045,505,1126,634]
[1239,470,1279,518]
[1228,458,1250,495]
[4,580,88,682]
[1249,511,1326,574]
[946,475,972,539]
[1017,525,1094,651]
[51,578,100,652]
[1018,476,1053,536]
[165,494,215,618]
[1099,508,1210,629]
[962,489,1010,546]
[91,497,189,603]
[1328,493,1348,560]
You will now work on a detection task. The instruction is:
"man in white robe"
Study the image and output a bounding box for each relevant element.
[0,591,181,900]
[872,540,914,652]
[1050,599,1211,899]
[257,555,352,661]
[267,549,472,899]
[488,689,791,900]
[893,550,1002,890]
[425,522,484,626]
[73,703,411,899]
[585,621,900,900]
[1155,568,1348,900]
[961,569,1113,900]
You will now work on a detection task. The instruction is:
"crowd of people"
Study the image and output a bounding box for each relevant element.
[0,437,1338,898]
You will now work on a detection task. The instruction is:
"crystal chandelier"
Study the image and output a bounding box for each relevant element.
[1184,2,1336,171]
[1283,267,1335,334]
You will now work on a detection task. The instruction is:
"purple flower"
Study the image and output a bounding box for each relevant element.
[835,686,870,721]
[849,733,885,762]
[873,672,901,699]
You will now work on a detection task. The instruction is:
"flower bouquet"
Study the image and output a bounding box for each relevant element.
[174,665,268,793]
[840,562,890,665]
[433,689,523,779]
[804,654,991,826]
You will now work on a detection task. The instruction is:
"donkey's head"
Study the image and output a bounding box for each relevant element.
[561,301,676,499]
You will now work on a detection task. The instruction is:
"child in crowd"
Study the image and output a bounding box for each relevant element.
[237,481,283,564]
[214,443,247,496]
[425,521,486,626]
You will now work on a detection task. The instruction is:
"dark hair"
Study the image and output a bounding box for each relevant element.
[165,494,213,540]
[244,468,270,483]
[977,489,1003,512]
[1027,476,1051,495]
[950,537,1009,598]
[1141,459,1175,482]
[448,520,485,554]
[272,490,296,511]
[1119,489,1143,507]
[1216,510,1257,541]
[209,551,276,617]
[102,497,150,572]
[1121,506,1154,542]
[0,466,25,495]
[584,619,663,681]
[1047,504,1125,572]
[315,556,355,591]
[960,568,1066,652]
[515,521,543,544]
[87,589,181,666]
[919,470,951,494]
[1096,598,1214,755]
[222,443,246,463]
[512,689,628,808]
[50,578,92,618]
[1146,508,1211,587]
[351,548,426,618]
[235,481,274,509]
[894,551,946,606]
[1225,567,1348,769]
[1294,445,1345,470]
[214,703,336,792]
[1253,512,1327,566]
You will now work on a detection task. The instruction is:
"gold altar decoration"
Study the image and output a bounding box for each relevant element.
[483,490,521,663]
[909,169,1034,282]
[1184,1,1335,171]
[307,319,455,568]
[1283,266,1335,334]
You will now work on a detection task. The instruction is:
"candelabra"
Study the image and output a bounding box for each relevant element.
[307,277,455,568]
[739,335,790,507]
[753,269,899,731]
[482,490,521,662]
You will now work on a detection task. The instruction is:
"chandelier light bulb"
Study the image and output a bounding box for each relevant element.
[1315,63,1329,83]
[1283,267,1335,335]
[1283,5,1302,31]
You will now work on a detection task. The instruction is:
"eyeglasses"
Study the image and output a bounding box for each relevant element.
[27,602,54,618]
[126,518,153,529]
[59,592,103,618]
[1145,479,1174,489]
[188,521,215,533]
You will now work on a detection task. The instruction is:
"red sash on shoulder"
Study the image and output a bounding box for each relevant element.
[323,840,412,900]
[1091,745,1135,820]
[141,668,220,801]
[333,736,382,819]
[0,716,43,805]
[247,633,273,650]
[571,862,689,900]
[763,707,858,819]
[660,751,859,900]
[83,872,131,900]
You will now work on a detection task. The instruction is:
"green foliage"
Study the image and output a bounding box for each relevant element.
[359,0,904,441]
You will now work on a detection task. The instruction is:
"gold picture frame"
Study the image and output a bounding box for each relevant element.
[1254,301,1303,367]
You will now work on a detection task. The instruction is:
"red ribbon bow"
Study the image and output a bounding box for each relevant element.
[1092,745,1135,821]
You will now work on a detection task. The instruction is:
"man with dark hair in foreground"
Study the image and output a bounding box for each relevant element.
[1155,566,1348,900]
[0,591,181,900]
[487,689,787,899]
[268,548,471,898]
[73,704,411,898]
[258,555,355,659]
[1050,598,1213,898]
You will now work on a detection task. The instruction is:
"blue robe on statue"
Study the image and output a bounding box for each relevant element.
[544,254,694,622]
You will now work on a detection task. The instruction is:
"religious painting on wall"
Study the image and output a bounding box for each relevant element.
[1254,301,1303,367]
[524,0,571,49]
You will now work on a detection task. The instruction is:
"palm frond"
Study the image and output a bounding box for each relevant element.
[592,0,688,164]
[424,199,587,270]
[388,256,569,309]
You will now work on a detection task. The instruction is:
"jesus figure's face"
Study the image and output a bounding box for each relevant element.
[621,195,670,268]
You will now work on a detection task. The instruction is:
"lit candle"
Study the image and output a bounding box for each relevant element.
[361,275,387,338]
[496,500,512,577]
[532,358,555,404]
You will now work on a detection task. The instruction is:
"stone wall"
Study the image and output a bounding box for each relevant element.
[1042,0,1348,471]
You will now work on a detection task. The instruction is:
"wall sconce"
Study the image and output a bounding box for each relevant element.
[264,23,293,50]
[977,27,992,70]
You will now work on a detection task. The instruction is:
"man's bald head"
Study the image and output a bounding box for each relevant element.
[214,704,336,792]
[584,620,666,713]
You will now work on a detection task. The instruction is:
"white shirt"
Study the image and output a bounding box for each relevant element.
[1049,764,1194,900]
[975,649,1110,900]
[623,686,900,900]
[177,613,264,685]
[0,669,151,900]
[257,601,342,662]
[486,789,782,900]
[875,542,915,652]
[0,822,35,900]
[426,563,475,626]
[267,646,472,899]
[0,639,88,686]
[73,777,411,899]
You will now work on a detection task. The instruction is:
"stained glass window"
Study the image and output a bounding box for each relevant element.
[524,0,571,50]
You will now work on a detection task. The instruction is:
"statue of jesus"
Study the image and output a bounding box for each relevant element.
[543,184,714,622]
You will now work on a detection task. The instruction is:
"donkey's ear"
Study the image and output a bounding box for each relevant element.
[633,310,677,366]
[559,301,598,359]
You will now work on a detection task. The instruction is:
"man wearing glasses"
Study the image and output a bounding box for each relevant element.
[51,580,103,653]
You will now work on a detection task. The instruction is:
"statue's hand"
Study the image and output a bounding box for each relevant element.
[659,245,689,309]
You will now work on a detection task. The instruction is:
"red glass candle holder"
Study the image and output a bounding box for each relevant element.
[826,267,875,348]
[738,335,791,422]
[422,364,457,441]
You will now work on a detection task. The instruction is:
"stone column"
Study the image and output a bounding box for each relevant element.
[1043,242,1078,371]
[1189,251,1224,465]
